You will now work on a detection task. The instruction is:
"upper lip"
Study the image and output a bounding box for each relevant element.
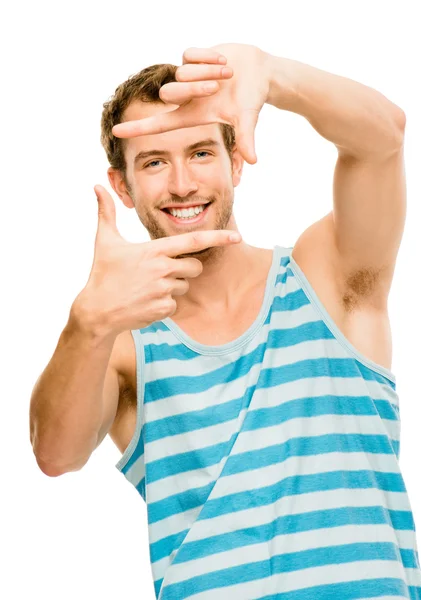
[161,201,211,210]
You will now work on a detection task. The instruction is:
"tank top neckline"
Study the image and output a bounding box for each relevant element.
[161,244,283,356]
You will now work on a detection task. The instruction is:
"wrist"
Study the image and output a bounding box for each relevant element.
[265,54,300,111]
[69,292,118,344]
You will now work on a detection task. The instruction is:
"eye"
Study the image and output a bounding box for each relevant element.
[144,159,162,169]
[144,151,211,169]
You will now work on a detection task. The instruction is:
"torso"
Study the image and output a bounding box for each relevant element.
[108,240,393,457]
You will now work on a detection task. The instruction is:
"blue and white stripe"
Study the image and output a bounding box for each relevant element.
[116,245,421,599]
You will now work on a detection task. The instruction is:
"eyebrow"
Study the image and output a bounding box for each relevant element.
[133,138,221,166]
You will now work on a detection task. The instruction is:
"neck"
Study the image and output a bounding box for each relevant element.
[174,242,272,317]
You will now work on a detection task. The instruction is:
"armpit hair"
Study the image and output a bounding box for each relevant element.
[120,381,136,407]
[342,266,381,312]
[117,373,137,414]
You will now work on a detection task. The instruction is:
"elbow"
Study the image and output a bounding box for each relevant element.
[33,448,86,477]
[30,424,66,476]
[34,454,67,477]
[30,422,92,477]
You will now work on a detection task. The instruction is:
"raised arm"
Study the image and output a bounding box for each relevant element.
[266,55,406,302]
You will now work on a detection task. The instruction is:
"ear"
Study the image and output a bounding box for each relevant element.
[231,146,244,188]
[107,168,135,209]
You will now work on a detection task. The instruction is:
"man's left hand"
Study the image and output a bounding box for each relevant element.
[112,43,272,165]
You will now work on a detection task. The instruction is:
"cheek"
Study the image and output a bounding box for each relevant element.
[135,175,165,199]
[202,163,231,187]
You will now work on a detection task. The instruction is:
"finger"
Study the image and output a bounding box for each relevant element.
[112,109,183,138]
[95,185,117,227]
[159,80,220,105]
[236,109,260,165]
[94,185,122,238]
[176,64,233,82]
[166,256,203,280]
[112,86,220,138]
[152,229,242,258]
[182,47,227,65]
[166,277,190,297]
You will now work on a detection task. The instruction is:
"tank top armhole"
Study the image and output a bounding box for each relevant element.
[115,328,145,471]
[288,252,397,386]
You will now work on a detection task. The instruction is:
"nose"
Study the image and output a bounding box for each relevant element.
[167,162,199,197]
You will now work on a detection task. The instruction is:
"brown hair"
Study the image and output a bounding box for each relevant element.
[100,63,236,190]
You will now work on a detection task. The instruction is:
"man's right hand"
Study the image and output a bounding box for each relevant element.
[71,185,242,338]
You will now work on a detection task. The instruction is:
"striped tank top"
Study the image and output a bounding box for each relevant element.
[115,244,421,600]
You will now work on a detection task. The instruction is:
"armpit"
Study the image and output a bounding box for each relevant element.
[342,267,381,312]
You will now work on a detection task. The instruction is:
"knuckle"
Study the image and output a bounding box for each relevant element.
[176,66,187,81]
[180,278,189,291]
[141,243,156,260]
[156,278,172,296]
[155,257,172,277]
[160,298,176,315]
[157,120,168,135]
[189,233,201,250]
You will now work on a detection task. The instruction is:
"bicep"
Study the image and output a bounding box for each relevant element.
[332,145,407,286]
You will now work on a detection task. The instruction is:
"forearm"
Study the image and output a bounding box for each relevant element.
[265,54,405,160]
[30,302,117,474]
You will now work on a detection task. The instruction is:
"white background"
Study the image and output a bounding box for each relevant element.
[2,1,420,598]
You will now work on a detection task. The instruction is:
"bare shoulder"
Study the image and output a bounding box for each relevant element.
[291,211,393,372]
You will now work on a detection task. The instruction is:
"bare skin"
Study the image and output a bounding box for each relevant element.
[108,229,393,457]
[103,44,398,458]
[31,45,399,471]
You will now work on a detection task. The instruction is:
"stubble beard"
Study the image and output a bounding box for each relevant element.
[137,191,235,264]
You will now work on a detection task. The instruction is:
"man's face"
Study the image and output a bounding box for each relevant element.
[109,100,243,258]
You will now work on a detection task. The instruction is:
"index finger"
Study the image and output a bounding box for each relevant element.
[151,229,242,257]
[112,97,214,138]
[112,109,184,138]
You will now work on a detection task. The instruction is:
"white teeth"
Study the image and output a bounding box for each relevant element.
[168,204,207,218]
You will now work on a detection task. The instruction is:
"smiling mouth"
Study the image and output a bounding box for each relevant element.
[161,202,210,213]
[160,202,212,223]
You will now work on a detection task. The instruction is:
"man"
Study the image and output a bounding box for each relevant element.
[30,43,421,599]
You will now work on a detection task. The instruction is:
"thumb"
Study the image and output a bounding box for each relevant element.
[237,109,259,165]
[94,185,122,244]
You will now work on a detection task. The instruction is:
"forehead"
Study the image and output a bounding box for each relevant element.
[121,100,224,161]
